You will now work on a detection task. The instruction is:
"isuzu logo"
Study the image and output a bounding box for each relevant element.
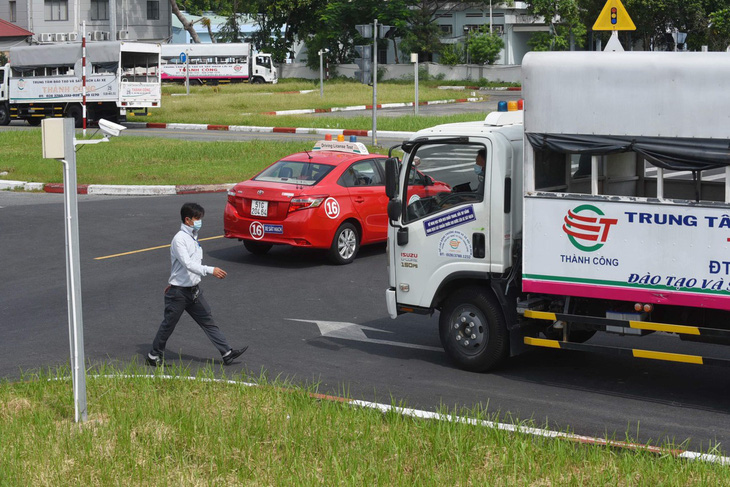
[563,204,618,252]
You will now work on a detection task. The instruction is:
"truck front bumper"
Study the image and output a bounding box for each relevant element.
[386,288,398,319]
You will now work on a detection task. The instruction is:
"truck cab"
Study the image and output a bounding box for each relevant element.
[0,65,9,125]
[386,52,730,373]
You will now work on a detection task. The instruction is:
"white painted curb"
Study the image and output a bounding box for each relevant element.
[87,185,177,196]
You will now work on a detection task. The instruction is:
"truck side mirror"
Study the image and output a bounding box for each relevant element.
[385,157,399,199]
[387,199,402,221]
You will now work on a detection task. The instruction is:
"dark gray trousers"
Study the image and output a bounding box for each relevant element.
[151,285,230,357]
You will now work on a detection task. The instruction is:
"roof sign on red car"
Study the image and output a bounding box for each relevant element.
[312,140,369,155]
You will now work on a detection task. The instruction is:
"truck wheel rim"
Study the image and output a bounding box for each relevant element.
[450,306,487,356]
[338,228,356,260]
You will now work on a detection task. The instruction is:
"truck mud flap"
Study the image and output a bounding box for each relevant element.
[523,337,730,368]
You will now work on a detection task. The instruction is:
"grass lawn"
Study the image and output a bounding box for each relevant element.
[148,79,489,128]
[1,364,727,486]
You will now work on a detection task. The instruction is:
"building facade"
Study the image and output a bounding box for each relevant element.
[0,0,171,43]
[434,1,547,65]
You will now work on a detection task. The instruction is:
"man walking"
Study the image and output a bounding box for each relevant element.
[147,202,247,367]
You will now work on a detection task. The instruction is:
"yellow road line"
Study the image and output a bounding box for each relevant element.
[94,235,225,260]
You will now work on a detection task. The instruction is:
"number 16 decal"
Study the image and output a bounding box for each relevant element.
[324,197,340,219]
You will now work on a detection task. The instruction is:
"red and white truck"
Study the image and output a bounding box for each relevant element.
[0,41,161,127]
[384,51,730,371]
[160,43,277,84]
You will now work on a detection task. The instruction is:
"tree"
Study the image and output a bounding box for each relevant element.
[169,0,203,42]
[526,0,586,50]
[440,42,465,65]
[709,8,730,50]
[246,0,321,63]
[467,26,504,64]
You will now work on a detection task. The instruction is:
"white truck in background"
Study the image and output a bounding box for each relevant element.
[384,52,730,372]
[0,41,161,127]
[160,43,277,84]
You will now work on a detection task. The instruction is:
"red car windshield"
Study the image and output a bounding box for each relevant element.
[254,160,335,186]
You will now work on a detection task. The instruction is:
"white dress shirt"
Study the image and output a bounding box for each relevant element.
[168,223,214,287]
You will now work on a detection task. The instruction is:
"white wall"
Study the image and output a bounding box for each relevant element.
[280,61,521,84]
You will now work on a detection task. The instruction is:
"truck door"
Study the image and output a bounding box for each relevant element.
[392,141,491,308]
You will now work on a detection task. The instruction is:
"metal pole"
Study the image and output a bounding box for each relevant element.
[414,56,419,116]
[489,0,493,33]
[319,50,324,98]
[82,21,86,137]
[372,19,378,146]
[61,118,87,423]
[185,50,190,95]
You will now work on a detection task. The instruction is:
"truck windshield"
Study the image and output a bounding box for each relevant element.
[403,143,486,223]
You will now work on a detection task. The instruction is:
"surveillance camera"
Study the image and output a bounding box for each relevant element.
[98,118,126,138]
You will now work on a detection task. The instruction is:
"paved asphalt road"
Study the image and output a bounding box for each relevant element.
[2,191,730,454]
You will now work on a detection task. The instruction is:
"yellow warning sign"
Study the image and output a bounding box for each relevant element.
[593,0,636,31]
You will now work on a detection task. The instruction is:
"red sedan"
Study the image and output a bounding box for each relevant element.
[224,140,451,264]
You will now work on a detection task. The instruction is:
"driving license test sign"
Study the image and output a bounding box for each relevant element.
[522,195,730,310]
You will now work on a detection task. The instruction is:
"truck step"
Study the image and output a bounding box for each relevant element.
[523,310,730,340]
[523,337,730,367]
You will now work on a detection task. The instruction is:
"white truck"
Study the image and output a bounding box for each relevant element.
[0,41,161,127]
[160,43,277,84]
[384,51,730,372]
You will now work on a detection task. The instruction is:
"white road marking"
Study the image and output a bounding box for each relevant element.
[423,163,475,173]
[288,319,443,352]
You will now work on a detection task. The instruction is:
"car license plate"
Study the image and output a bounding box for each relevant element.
[251,200,268,217]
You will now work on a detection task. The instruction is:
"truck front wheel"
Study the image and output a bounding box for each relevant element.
[0,104,9,126]
[439,287,508,372]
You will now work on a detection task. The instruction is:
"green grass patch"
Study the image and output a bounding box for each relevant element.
[0,364,727,486]
[152,79,488,127]
[0,132,375,185]
[0,113,487,185]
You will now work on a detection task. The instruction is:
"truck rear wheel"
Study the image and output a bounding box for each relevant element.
[0,104,9,126]
[439,286,508,372]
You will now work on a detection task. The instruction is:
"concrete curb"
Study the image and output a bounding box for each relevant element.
[260,97,485,116]
[133,121,415,140]
[2,181,237,196]
[438,85,522,92]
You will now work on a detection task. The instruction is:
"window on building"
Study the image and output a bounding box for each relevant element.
[147,0,159,20]
[91,0,109,20]
[9,1,17,22]
[45,0,68,21]
[439,25,453,37]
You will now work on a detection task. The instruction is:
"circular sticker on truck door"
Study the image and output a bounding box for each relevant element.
[324,197,340,219]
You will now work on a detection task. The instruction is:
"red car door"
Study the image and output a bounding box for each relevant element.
[341,159,389,243]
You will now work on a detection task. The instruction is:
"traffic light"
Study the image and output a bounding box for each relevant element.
[354,45,372,85]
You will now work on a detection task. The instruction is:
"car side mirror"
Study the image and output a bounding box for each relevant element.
[385,157,399,199]
[424,175,434,186]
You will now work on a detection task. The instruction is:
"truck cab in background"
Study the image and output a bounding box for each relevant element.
[385,51,730,373]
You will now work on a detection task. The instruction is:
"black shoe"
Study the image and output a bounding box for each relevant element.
[146,352,164,367]
[222,346,248,365]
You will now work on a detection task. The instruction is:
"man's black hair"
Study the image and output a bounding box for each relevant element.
[477,148,486,159]
[181,202,205,222]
